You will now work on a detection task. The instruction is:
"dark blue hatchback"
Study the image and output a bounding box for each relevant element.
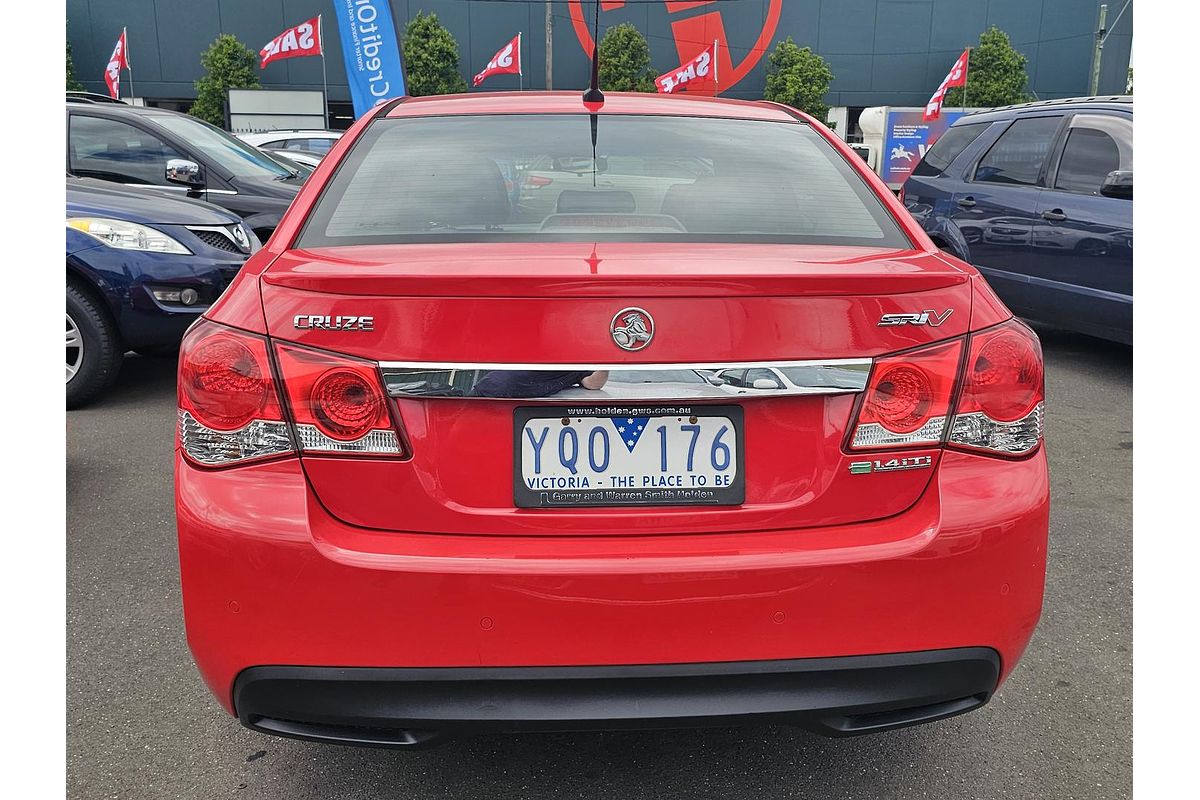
[902,96,1132,344]
[66,176,257,406]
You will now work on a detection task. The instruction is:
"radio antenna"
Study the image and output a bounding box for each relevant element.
[582,1,604,104]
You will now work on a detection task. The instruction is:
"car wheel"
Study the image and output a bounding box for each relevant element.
[67,282,123,408]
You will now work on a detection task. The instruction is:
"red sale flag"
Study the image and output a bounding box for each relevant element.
[260,15,323,69]
[656,40,719,94]
[473,33,522,87]
[104,28,129,99]
[924,49,970,121]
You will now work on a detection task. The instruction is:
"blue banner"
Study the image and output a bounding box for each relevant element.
[333,0,406,118]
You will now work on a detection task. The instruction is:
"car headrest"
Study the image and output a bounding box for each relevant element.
[556,189,636,214]
[390,154,511,228]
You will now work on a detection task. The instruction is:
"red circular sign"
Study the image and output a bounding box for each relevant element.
[567,1,783,94]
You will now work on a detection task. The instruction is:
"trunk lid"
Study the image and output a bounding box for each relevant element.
[262,243,971,535]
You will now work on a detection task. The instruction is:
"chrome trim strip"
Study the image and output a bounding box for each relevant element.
[379,358,872,372]
[379,359,872,401]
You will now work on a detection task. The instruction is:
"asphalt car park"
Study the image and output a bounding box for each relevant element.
[66,324,1129,800]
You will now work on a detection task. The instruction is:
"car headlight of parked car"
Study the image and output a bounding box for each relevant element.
[67,217,191,255]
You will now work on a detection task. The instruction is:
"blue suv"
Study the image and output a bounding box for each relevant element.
[903,96,1132,344]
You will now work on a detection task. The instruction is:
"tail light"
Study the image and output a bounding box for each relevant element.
[273,342,405,456]
[948,319,1044,456]
[524,175,553,188]
[850,339,963,449]
[848,319,1044,457]
[177,320,294,466]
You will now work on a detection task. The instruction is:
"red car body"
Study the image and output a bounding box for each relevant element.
[176,92,1048,747]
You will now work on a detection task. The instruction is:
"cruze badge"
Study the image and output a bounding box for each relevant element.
[610,308,654,351]
[878,309,954,327]
[293,314,374,331]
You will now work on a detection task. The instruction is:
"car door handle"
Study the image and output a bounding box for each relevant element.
[956,196,977,208]
[1041,209,1067,221]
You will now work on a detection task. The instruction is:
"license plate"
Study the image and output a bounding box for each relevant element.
[514,405,744,508]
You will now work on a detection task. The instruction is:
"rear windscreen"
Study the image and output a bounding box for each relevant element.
[298,114,909,247]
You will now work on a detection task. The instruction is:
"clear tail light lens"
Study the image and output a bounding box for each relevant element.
[850,339,963,449]
[949,319,1045,456]
[177,320,294,466]
[273,342,405,456]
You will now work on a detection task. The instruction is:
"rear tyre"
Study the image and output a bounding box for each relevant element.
[67,281,122,408]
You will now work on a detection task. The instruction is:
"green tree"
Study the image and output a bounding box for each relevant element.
[190,34,260,126]
[598,23,656,93]
[944,26,1031,108]
[66,36,83,91]
[763,38,834,121]
[403,11,467,96]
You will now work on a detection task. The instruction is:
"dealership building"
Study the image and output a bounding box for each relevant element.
[66,0,1132,129]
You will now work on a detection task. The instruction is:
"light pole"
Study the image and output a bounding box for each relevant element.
[1089,4,1108,96]
[545,1,554,90]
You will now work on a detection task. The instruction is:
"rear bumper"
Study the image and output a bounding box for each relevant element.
[177,448,1048,738]
[234,648,1000,747]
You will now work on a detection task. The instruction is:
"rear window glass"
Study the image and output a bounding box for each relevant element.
[298,114,909,247]
[973,116,1063,186]
[912,122,990,177]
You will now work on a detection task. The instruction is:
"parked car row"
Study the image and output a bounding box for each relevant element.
[902,95,1132,344]
[65,97,344,406]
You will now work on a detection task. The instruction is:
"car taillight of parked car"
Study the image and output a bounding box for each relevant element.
[177,320,406,467]
[849,318,1044,457]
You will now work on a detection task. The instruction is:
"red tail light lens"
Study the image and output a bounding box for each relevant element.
[524,175,553,188]
[949,319,1045,456]
[177,320,293,466]
[182,336,269,429]
[850,339,963,450]
[312,369,383,437]
[273,342,404,456]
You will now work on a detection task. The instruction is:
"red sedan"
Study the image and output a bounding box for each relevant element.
[176,91,1048,748]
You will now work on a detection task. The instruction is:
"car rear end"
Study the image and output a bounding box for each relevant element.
[175,94,1048,747]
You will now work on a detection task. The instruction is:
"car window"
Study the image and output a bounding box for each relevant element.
[973,116,1063,186]
[912,122,990,177]
[299,114,911,247]
[149,114,293,179]
[305,138,335,155]
[744,369,784,388]
[719,370,747,387]
[69,114,183,185]
[261,139,288,149]
[1053,115,1133,196]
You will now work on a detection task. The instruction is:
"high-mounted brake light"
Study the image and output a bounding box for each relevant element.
[948,319,1045,456]
[850,339,963,450]
[273,342,405,456]
[177,320,294,466]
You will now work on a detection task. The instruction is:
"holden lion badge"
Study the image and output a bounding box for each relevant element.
[610,308,655,352]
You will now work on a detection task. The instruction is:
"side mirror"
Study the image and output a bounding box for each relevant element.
[1100,170,1132,199]
[166,158,203,188]
[751,378,779,390]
